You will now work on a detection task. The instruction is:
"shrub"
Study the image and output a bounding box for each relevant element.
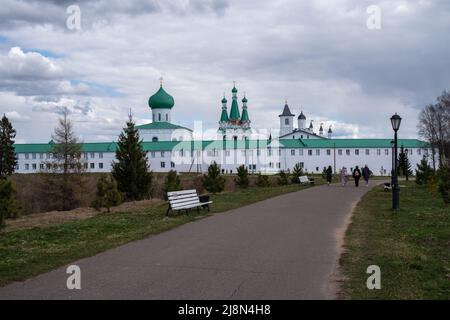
[0,178,20,229]
[202,161,225,194]
[163,170,182,200]
[278,170,290,185]
[415,157,434,185]
[92,175,123,212]
[438,163,450,204]
[256,173,270,187]
[235,165,249,188]
[291,163,304,184]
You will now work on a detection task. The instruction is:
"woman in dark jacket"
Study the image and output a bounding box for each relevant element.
[362,164,372,187]
[352,166,362,187]
[326,166,333,186]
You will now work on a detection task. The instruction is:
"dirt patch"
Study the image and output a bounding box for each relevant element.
[4,198,163,232]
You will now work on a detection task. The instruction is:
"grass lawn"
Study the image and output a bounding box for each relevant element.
[0,182,317,287]
[340,181,450,299]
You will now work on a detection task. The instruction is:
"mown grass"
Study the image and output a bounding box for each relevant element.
[340,181,450,299]
[0,182,315,287]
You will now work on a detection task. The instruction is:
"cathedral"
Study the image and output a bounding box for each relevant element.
[14,81,429,175]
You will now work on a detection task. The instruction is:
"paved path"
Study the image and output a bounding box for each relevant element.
[0,181,380,300]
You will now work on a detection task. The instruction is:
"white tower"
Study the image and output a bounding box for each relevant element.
[298,111,306,130]
[279,101,295,136]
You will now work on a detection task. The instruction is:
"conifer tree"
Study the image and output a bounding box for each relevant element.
[92,175,123,212]
[278,170,290,185]
[202,161,225,194]
[290,163,304,184]
[235,164,249,188]
[0,178,20,229]
[0,115,18,179]
[399,148,413,181]
[163,170,182,200]
[415,156,434,185]
[256,173,270,187]
[112,114,153,200]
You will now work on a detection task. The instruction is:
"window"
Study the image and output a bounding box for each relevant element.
[32,163,37,170]
[161,151,165,157]
[99,163,104,169]
[15,164,19,170]
[355,149,359,155]
[90,163,95,169]
[39,153,44,159]
[151,151,156,158]
[152,137,158,142]
[84,163,88,169]
[269,162,274,168]
[385,149,389,155]
[90,152,95,159]
[226,150,230,157]
[308,150,313,156]
[268,149,272,156]
[316,167,319,172]
[301,135,303,139]
[418,149,421,155]
[158,113,161,121]
[377,149,381,156]
[171,161,175,168]
[25,153,29,160]
[365,149,370,155]
[278,149,282,156]
[346,149,350,156]
[316,149,320,156]
[25,164,29,170]
[161,162,165,168]
[291,149,295,156]
[299,149,304,156]
[32,153,36,159]
[84,153,88,159]
[99,152,103,159]
[326,149,331,156]
[299,162,304,168]
[338,149,343,156]
[40,163,44,170]
[285,118,289,125]
[166,114,168,121]
[277,162,281,168]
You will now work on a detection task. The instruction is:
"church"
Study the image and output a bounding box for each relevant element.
[14,81,429,175]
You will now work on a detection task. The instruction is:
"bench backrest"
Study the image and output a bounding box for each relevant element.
[299,176,309,183]
[167,189,200,210]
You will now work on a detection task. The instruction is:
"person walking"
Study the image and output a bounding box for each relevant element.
[340,166,348,186]
[352,166,362,187]
[362,164,372,187]
[326,166,333,186]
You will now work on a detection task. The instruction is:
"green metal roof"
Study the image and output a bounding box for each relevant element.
[13,139,427,154]
[229,98,240,120]
[241,108,250,122]
[136,122,193,132]
[148,85,175,109]
[220,109,229,122]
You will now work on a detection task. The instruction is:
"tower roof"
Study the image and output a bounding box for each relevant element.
[298,111,306,120]
[148,85,175,109]
[279,103,294,117]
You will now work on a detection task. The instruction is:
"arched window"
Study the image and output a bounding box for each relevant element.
[152,137,158,142]
[158,113,161,121]
[166,114,168,121]
[285,118,289,125]
[233,136,238,141]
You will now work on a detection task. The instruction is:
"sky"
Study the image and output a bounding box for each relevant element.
[0,0,449,143]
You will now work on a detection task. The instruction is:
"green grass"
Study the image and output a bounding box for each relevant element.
[340,181,450,299]
[0,182,315,287]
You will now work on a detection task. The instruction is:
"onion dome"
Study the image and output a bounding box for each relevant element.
[148,84,175,109]
[298,111,306,120]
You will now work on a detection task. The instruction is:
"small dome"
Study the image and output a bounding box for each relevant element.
[242,96,248,103]
[148,85,175,109]
[232,86,238,93]
[221,96,227,103]
[298,111,306,120]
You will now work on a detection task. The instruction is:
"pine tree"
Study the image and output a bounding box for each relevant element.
[235,165,249,188]
[45,109,86,210]
[0,178,20,229]
[163,170,182,200]
[399,148,413,181]
[202,161,225,194]
[415,156,434,185]
[256,173,270,187]
[0,115,18,179]
[278,170,290,185]
[290,163,304,184]
[92,175,123,212]
[112,114,153,200]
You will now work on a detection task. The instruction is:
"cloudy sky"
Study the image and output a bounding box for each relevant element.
[0,0,449,143]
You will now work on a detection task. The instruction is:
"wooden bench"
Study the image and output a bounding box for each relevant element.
[166,189,213,216]
[299,175,315,185]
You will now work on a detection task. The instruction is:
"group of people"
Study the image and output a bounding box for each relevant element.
[324,165,373,187]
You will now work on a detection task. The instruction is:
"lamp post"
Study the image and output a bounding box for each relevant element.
[390,140,394,187]
[390,113,402,210]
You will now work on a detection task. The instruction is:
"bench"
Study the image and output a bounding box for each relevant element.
[166,189,213,216]
[299,176,315,185]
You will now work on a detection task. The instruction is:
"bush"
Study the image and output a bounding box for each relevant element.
[438,163,450,204]
[0,178,20,229]
[163,170,182,200]
[291,163,304,184]
[92,175,123,212]
[235,165,249,188]
[202,161,225,194]
[415,157,435,185]
[278,170,290,185]
[256,173,270,187]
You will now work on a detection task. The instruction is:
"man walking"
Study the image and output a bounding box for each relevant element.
[362,164,372,187]
[352,166,362,187]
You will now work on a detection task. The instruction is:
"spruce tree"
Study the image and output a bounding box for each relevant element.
[92,175,123,212]
[415,156,434,185]
[235,165,249,188]
[256,173,270,187]
[112,114,153,200]
[0,178,20,229]
[202,161,225,194]
[0,115,18,179]
[163,170,182,200]
[278,170,290,185]
[399,148,413,181]
[290,163,304,184]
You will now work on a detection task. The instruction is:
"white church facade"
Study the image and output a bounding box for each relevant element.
[13,82,429,176]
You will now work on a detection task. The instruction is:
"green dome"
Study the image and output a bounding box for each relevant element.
[232,86,238,93]
[221,97,227,103]
[242,96,248,103]
[148,85,175,109]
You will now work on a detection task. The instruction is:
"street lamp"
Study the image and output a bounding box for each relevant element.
[390,140,394,187]
[390,113,402,210]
